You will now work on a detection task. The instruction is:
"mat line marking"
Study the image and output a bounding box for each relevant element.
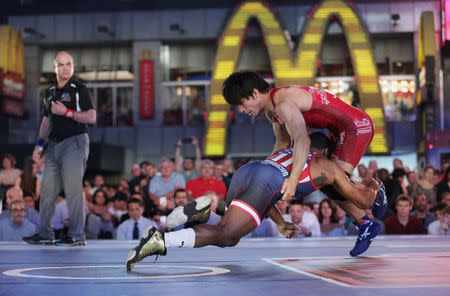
[3,265,230,280]
[263,255,450,288]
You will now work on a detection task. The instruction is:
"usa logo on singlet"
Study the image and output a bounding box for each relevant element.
[265,149,314,184]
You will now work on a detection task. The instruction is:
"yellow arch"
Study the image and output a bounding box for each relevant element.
[205,0,388,156]
[0,25,25,79]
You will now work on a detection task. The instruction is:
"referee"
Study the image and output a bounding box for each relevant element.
[23,51,96,246]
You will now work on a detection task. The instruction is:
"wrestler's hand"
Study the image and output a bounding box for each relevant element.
[277,221,299,239]
[297,225,311,236]
[281,177,297,201]
[361,178,382,200]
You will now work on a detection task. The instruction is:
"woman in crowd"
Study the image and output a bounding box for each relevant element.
[416,166,438,208]
[317,198,345,237]
[0,154,22,187]
[16,156,40,202]
[88,189,115,238]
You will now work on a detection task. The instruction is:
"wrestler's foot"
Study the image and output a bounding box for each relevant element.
[371,181,387,219]
[349,220,381,257]
[166,195,211,229]
[126,226,166,271]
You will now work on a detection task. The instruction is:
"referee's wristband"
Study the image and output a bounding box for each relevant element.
[64,108,75,119]
[36,138,46,148]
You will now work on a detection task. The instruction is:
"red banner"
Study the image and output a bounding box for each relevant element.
[1,71,25,100]
[139,60,154,119]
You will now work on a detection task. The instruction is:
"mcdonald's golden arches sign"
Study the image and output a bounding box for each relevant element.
[204,0,389,156]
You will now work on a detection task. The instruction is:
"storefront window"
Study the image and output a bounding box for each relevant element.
[164,86,183,125]
[117,87,133,126]
[162,82,208,126]
[97,87,113,127]
[379,78,416,121]
[86,83,133,127]
[186,86,207,125]
[315,76,416,122]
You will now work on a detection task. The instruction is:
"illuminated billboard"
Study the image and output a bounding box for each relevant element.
[204,0,389,156]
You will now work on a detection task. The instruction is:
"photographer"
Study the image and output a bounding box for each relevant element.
[174,136,202,182]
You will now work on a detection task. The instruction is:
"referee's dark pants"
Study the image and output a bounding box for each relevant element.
[39,133,89,241]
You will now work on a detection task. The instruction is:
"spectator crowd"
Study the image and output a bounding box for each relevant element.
[1,136,450,241]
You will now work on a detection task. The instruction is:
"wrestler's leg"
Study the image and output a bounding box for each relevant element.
[192,207,256,248]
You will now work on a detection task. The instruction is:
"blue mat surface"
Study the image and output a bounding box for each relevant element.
[1,235,449,296]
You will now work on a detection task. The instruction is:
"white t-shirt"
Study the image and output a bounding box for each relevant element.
[283,211,321,238]
[427,220,450,235]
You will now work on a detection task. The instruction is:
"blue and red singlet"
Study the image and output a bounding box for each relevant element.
[226,148,318,227]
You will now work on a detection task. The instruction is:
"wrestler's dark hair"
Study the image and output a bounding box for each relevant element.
[309,132,332,151]
[222,71,270,106]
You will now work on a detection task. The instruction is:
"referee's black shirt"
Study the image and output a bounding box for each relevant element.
[43,77,94,142]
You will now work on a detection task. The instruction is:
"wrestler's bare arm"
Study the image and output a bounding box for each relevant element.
[310,156,378,210]
[266,111,291,153]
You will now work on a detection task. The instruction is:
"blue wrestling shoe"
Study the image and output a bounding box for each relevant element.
[349,220,382,257]
[371,180,387,219]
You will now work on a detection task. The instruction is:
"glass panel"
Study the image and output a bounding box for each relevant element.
[186,86,206,125]
[380,79,416,121]
[117,87,133,126]
[97,87,113,127]
[316,77,416,122]
[163,86,183,125]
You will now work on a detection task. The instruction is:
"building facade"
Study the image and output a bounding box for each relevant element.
[1,0,447,175]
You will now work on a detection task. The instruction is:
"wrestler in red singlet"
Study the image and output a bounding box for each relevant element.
[269,86,375,168]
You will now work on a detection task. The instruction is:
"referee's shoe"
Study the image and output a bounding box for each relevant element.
[126,226,167,271]
[55,237,86,246]
[23,233,55,245]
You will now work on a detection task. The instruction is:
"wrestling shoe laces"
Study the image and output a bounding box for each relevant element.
[126,226,167,271]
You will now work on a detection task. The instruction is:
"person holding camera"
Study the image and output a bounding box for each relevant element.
[148,159,185,212]
[175,136,202,182]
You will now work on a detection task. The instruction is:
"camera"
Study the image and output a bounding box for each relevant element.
[182,137,193,144]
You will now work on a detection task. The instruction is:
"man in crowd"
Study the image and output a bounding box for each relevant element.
[0,186,40,229]
[427,206,450,235]
[411,193,436,233]
[149,159,185,211]
[0,200,36,240]
[385,195,423,234]
[116,198,158,240]
[186,160,227,201]
[284,199,320,237]
[175,136,202,182]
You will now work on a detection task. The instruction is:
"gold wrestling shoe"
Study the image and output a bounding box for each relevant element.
[126,226,167,271]
[166,195,211,229]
